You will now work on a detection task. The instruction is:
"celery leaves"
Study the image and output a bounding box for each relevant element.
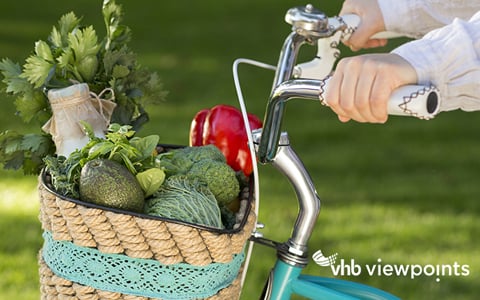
[0,0,167,175]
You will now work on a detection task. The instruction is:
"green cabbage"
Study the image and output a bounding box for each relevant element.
[144,175,223,229]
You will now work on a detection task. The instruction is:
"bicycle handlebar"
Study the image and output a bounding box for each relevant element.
[319,77,440,120]
[258,79,439,163]
[259,5,442,163]
[291,11,441,120]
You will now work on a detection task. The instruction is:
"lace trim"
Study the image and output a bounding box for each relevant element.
[42,231,244,299]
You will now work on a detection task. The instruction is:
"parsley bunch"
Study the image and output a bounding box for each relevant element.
[0,0,167,174]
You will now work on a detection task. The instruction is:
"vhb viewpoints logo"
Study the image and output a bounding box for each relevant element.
[312,249,470,283]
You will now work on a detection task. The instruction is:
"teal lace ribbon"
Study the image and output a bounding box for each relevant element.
[42,231,244,299]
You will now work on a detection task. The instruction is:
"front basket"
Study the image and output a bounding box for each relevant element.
[37,166,256,299]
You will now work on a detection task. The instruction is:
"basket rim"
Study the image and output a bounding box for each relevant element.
[40,167,254,235]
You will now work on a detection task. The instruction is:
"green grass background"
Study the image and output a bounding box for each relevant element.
[0,1,479,299]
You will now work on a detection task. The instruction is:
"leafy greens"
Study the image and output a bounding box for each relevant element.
[44,123,161,198]
[0,0,167,174]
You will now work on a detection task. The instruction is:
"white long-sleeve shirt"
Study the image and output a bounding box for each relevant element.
[378,0,480,111]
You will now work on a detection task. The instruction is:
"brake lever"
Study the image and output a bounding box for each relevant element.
[293,11,404,80]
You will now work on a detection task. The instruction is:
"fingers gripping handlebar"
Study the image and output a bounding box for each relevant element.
[340,14,404,40]
[257,4,441,164]
[289,5,441,118]
[318,77,440,119]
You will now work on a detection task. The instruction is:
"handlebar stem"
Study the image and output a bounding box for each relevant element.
[253,130,321,265]
[273,133,321,260]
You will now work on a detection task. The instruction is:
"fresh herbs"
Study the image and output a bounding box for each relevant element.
[0,0,167,174]
[44,123,162,198]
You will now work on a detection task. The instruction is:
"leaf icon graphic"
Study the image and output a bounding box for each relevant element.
[313,250,338,267]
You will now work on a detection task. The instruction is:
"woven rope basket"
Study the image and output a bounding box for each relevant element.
[38,255,243,300]
[38,167,256,299]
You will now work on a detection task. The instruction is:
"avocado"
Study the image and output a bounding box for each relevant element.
[79,159,145,212]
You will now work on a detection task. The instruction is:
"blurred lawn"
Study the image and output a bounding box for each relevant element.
[0,1,479,300]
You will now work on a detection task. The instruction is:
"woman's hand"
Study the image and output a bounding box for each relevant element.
[324,53,418,123]
[340,0,388,50]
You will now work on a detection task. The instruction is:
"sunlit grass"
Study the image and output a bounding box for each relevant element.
[0,173,38,213]
[0,1,479,300]
[0,171,41,300]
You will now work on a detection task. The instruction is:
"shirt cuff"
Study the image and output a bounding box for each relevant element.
[392,39,437,86]
[392,17,480,111]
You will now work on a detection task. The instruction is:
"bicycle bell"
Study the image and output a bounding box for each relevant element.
[285,4,332,39]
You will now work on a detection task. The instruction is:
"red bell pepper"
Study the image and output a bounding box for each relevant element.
[189,104,262,176]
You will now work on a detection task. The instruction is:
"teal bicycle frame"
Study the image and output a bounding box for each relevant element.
[247,4,405,300]
[267,261,400,300]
